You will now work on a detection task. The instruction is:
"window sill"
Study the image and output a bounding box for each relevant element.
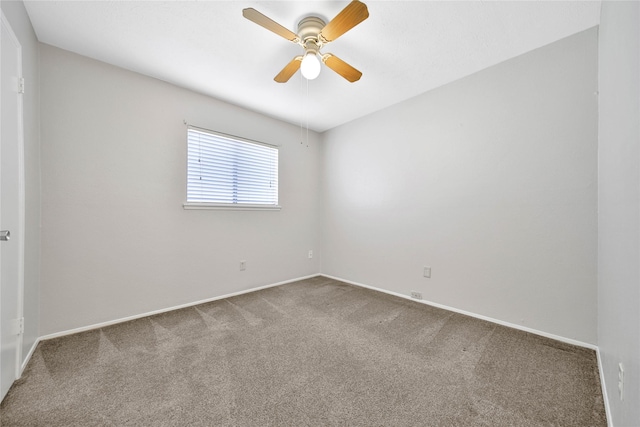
[183,202,281,211]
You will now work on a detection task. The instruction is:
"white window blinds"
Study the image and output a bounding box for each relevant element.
[186,127,279,208]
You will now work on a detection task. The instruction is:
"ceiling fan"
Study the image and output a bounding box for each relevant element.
[242,1,369,83]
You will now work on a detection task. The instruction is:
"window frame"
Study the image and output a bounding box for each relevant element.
[183,126,281,211]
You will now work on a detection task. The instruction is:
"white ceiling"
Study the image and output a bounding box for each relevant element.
[24,0,601,132]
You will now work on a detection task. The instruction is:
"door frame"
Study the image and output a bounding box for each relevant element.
[0,9,26,393]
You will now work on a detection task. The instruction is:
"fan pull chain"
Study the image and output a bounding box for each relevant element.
[300,70,304,145]
[306,78,310,148]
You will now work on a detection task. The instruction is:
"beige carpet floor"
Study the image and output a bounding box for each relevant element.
[1,276,606,426]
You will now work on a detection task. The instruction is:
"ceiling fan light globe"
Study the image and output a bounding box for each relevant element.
[301,52,321,80]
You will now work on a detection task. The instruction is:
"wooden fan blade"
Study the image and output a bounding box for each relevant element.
[274,56,303,83]
[322,54,362,82]
[319,0,369,43]
[243,8,299,42]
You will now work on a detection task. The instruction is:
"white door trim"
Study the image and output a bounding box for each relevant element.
[0,9,26,385]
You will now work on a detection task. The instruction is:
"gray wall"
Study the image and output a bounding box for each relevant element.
[0,0,41,367]
[598,1,640,425]
[39,45,321,335]
[321,28,599,345]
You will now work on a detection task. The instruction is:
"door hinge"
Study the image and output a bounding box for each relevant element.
[18,77,25,94]
[12,317,24,335]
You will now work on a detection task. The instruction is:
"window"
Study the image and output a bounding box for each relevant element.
[184,127,279,210]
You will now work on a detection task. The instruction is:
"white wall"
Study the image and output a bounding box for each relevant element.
[0,0,41,366]
[39,45,320,336]
[14,5,640,422]
[597,1,640,425]
[321,28,598,344]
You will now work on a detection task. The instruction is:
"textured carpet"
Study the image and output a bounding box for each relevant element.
[1,277,606,426]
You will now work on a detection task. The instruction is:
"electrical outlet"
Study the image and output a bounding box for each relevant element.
[423,266,431,278]
[410,291,422,300]
[308,250,313,259]
[239,260,246,271]
[618,363,624,400]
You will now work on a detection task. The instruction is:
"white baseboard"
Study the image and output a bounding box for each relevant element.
[39,274,321,341]
[25,272,611,425]
[596,348,613,426]
[19,338,40,377]
[321,274,614,425]
[320,274,598,351]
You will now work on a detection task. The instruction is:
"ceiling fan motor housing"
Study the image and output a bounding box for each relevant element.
[297,16,326,51]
